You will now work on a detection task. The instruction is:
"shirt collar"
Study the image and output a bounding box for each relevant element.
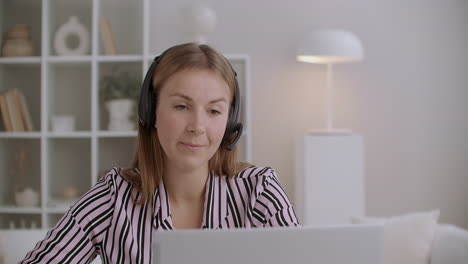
[201,171,228,229]
[153,171,228,230]
[153,178,172,229]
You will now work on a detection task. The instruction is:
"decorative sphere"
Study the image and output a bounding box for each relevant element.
[178,3,217,44]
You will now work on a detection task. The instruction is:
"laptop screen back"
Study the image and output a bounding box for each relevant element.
[152,224,383,264]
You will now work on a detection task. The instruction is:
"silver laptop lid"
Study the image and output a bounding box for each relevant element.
[153,224,383,264]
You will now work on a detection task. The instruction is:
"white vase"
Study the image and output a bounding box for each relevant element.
[54,16,90,56]
[105,99,135,131]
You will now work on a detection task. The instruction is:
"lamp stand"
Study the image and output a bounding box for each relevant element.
[308,63,352,135]
[327,63,333,131]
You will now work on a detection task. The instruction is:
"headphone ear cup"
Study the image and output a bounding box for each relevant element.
[223,110,235,141]
[138,57,160,129]
[225,123,243,151]
[147,88,156,128]
[138,85,148,128]
[138,86,155,129]
[222,74,242,150]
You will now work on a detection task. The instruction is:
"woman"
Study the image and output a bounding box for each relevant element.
[21,43,299,263]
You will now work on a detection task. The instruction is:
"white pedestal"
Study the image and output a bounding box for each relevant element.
[295,134,365,226]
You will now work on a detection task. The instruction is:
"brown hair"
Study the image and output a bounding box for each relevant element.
[122,43,251,203]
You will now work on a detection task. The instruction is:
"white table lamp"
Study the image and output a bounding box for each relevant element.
[297,29,364,135]
[295,30,366,226]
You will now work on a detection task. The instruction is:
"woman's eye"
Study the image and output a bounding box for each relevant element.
[175,105,188,110]
[210,109,221,115]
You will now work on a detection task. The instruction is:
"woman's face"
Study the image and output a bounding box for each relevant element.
[156,68,231,173]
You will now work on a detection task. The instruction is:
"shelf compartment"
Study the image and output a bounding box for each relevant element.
[47,63,92,131]
[47,138,91,205]
[0,213,42,229]
[48,0,93,56]
[98,61,141,131]
[0,64,41,132]
[47,213,67,229]
[0,138,41,207]
[98,137,136,178]
[0,0,42,57]
[99,0,143,55]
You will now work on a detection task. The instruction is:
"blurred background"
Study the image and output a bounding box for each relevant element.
[0,0,467,231]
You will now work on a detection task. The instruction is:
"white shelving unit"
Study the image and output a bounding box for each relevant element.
[0,0,251,229]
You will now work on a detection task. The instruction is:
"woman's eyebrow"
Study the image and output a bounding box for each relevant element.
[169,93,228,104]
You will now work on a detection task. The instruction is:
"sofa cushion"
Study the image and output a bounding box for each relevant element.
[430,224,468,264]
[351,210,440,264]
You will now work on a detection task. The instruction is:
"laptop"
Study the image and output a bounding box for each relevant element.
[152,224,384,264]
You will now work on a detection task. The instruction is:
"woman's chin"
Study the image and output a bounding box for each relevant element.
[169,158,208,172]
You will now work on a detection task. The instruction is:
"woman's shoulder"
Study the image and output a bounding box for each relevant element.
[79,167,138,201]
[98,167,137,186]
[228,164,286,204]
[95,167,123,186]
[232,164,278,181]
[68,167,125,215]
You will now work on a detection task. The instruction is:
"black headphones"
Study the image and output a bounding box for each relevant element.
[138,46,243,151]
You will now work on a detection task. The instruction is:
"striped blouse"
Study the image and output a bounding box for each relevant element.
[20,165,299,263]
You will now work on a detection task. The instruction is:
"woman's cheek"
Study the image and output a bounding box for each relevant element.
[215,120,228,141]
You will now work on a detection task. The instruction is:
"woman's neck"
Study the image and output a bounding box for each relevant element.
[163,163,209,204]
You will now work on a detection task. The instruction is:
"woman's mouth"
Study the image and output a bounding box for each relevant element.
[180,142,204,151]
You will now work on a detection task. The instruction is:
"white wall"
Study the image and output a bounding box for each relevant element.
[149,0,468,228]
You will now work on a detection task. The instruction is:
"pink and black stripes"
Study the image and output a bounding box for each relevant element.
[20,166,299,263]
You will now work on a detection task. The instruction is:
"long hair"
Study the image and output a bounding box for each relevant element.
[122,43,250,203]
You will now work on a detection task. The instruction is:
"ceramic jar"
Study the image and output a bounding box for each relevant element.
[51,115,76,132]
[15,187,39,207]
[1,24,35,57]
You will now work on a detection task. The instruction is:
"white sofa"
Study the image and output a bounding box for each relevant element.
[0,230,102,264]
[0,224,467,263]
[430,224,468,264]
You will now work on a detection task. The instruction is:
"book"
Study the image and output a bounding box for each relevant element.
[15,89,34,131]
[5,90,25,131]
[100,17,117,55]
[0,92,13,131]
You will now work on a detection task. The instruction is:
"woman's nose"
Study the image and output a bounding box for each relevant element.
[186,109,206,135]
